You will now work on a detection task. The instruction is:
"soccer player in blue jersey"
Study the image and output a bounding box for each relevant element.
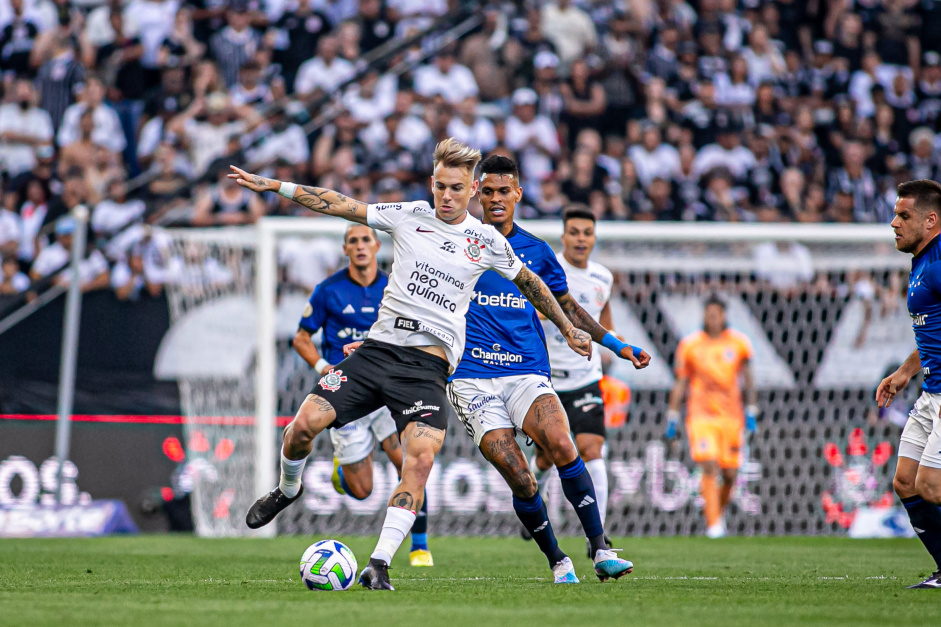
[877,179,941,589]
[447,155,651,583]
[293,223,433,567]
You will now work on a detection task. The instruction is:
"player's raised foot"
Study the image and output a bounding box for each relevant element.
[706,521,726,539]
[331,457,345,495]
[906,570,941,589]
[359,558,395,590]
[409,549,434,567]
[593,548,633,581]
[552,557,579,584]
[245,485,303,529]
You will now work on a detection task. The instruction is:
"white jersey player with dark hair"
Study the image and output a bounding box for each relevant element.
[229,138,593,590]
[534,206,619,537]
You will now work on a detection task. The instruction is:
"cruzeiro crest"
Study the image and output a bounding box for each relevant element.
[319,368,348,392]
[465,238,486,262]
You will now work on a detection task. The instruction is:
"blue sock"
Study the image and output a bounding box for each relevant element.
[513,493,567,567]
[558,457,607,557]
[410,498,429,551]
[338,467,366,501]
[902,495,941,570]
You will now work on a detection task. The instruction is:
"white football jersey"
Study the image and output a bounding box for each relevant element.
[366,201,523,370]
[543,255,613,391]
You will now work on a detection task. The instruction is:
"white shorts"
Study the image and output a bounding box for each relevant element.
[899,391,941,470]
[329,407,398,465]
[447,374,558,446]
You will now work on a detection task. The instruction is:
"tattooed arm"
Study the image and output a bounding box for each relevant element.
[228,166,369,224]
[513,266,592,358]
[556,292,650,368]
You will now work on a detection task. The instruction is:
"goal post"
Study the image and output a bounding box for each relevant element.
[164,216,909,537]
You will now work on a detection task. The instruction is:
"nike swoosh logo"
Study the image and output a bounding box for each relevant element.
[416,227,434,233]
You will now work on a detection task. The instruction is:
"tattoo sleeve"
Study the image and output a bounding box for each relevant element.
[556,292,609,344]
[292,185,369,223]
[513,267,573,335]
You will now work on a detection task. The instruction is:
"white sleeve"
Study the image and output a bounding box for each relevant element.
[487,229,523,281]
[56,106,80,147]
[366,200,431,232]
[294,61,316,95]
[35,110,53,141]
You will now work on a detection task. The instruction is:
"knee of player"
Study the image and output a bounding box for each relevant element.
[508,468,539,498]
[893,473,917,498]
[577,441,603,461]
[915,474,941,504]
[406,448,437,477]
[721,469,738,484]
[545,434,578,465]
[345,476,374,500]
[700,461,720,477]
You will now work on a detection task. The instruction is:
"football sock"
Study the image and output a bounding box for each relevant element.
[558,457,606,557]
[279,452,306,498]
[902,495,941,569]
[719,477,734,511]
[337,467,366,501]
[371,506,416,566]
[584,458,608,526]
[701,474,721,528]
[513,493,567,567]
[410,498,429,551]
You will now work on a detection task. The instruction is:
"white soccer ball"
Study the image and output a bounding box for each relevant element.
[299,540,358,591]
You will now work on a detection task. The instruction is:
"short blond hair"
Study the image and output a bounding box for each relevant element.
[432,137,481,172]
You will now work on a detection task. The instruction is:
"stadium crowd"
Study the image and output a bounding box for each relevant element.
[2,0,941,302]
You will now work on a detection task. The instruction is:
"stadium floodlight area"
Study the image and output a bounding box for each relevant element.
[161,218,911,538]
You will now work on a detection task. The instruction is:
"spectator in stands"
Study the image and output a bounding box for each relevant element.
[124,0,179,74]
[57,76,125,156]
[447,96,496,154]
[157,7,205,69]
[247,105,309,167]
[35,36,84,132]
[91,177,147,237]
[506,87,560,195]
[343,68,397,124]
[230,60,271,107]
[0,78,54,178]
[209,0,258,88]
[531,50,564,125]
[633,176,682,222]
[0,189,21,259]
[0,0,41,79]
[357,0,395,54]
[58,109,98,176]
[168,91,262,176]
[414,46,479,105]
[191,163,265,226]
[629,121,680,189]
[828,140,881,223]
[559,57,606,151]
[31,216,110,292]
[741,24,784,86]
[754,240,815,293]
[0,254,30,295]
[540,0,596,68]
[295,34,355,103]
[692,114,756,181]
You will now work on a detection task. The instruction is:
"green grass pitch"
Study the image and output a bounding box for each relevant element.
[1,535,938,626]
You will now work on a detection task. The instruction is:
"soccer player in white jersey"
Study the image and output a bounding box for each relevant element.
[447,156,650,583]
[534,206,619,542]
[877,179,941,589]
[230,138,593,590]
[292,224,433,567]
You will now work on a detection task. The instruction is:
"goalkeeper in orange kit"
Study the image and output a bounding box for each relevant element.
[665,295,757,538]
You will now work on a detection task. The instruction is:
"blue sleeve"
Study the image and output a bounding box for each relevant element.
[537,242,569,296]
[298,286,328,333]
[925,261,941,296]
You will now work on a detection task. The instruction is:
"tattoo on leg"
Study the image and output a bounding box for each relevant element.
[411,424,445,446]
[391,491,414,510]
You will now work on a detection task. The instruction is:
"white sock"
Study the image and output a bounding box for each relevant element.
[279,452,306,498]
[371,507,417,565]
[584,458,608,526]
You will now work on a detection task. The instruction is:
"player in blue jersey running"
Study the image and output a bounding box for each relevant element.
[447,155,650,583]
[293,223,433,567]
[877,179,941,589]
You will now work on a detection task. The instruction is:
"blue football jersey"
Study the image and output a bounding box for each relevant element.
[299,268,388,365]
[451,224,568,380]
[908,235,941,393]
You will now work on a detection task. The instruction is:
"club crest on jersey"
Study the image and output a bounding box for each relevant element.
[465,238,485,262]
[319,369,347,392]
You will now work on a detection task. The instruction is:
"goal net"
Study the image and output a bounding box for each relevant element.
[160,218,912,538]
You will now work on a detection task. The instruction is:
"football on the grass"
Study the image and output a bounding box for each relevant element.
[299,540,358,591]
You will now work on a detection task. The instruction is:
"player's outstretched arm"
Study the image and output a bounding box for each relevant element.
[556,292,651,369]
[876,349,920,408]
[228,166,368,224]
[513,266,592,358]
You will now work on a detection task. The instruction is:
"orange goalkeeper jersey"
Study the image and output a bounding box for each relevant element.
[674,329,753,422]
[600,375,631,428]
